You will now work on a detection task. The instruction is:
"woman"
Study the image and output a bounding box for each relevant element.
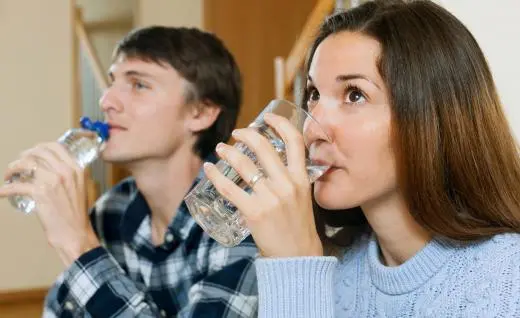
[205,0,520,316]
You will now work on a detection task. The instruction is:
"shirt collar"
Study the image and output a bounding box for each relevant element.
[120,153,218,249]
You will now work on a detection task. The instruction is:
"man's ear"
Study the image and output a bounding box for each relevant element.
[186,100,222,133]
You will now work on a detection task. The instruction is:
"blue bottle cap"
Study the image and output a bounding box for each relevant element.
[80,116,93,130]
[80,116,110,141]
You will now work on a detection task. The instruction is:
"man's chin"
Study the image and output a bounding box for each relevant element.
[100,152,129,164]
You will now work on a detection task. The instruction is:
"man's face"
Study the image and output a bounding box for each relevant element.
[99,56,196,164]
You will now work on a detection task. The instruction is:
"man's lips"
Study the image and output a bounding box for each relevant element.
[108,123,126,131]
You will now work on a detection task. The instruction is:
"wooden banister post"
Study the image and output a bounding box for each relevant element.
[274,56,285,100]
[74,8,108,90]
[283,0,335,96]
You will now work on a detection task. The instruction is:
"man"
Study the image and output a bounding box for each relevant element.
[0,26,258,317]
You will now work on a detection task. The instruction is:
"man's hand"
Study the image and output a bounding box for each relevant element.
[0,142,100,267]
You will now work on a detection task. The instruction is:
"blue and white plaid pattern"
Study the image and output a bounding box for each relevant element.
[43,165,258,317]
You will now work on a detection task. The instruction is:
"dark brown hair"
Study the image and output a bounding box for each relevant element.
[305,0,520,248]
[114,26,242,159]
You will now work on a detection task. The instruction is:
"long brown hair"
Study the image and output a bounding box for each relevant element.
[305,0,520,248]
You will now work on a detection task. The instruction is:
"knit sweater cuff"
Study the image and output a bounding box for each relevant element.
[255,257,337,318]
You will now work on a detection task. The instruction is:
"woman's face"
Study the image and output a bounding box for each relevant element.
[305,31,397,211]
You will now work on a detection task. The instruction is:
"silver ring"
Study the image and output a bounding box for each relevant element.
[248,171,265,189]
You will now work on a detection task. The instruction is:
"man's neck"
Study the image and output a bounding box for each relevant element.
[127,145,203,245]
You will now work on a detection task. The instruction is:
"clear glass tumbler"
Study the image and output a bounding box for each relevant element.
[185,99,331,246]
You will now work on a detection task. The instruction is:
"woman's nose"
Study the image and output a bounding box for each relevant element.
[303,102,333,146]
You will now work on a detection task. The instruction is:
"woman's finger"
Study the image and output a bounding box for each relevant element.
[231,128,289,183]
[203,162,256,217]
[263,113,308,185]
[215,142,271,194]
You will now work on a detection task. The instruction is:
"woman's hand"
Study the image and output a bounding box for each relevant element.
[204,113,323,258]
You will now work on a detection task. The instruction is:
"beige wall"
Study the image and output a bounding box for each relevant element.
[77,0,135,71]
[0,1,75,290]
[0,0,203,292]
[135,0,203,28]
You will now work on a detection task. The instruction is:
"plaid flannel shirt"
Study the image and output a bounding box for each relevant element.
[43,162,258,318]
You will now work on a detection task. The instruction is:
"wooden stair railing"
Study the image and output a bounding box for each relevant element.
[274,0,368,101]
[75,9,109,90]
[74,8,109,207]
[275,0,336,100]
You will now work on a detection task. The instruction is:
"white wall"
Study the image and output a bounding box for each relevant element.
[0,1,74,290]
[440,0,520,139]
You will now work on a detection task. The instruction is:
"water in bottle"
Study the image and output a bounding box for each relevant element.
[7,117,109,214]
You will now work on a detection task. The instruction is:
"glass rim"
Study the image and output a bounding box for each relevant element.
[269,99,332,143]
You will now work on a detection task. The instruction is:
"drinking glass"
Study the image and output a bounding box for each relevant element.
[185,99,331,247]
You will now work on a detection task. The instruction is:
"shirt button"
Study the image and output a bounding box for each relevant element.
[165,233,174,243]
[64,301,74,310]
[160,309,167,317]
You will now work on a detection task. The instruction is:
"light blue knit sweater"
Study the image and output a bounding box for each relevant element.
[256,233,520,317]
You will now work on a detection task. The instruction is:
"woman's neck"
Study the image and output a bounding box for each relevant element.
[362,190,431,266]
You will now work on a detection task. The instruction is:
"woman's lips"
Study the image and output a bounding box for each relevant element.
[310,157,333,167]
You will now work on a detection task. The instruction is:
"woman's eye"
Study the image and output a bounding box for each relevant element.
[309,89,319,101]
[306,88,320,108]
[345,87,366,104]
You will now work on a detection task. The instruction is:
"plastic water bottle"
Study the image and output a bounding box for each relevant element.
[7,117,109,214]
